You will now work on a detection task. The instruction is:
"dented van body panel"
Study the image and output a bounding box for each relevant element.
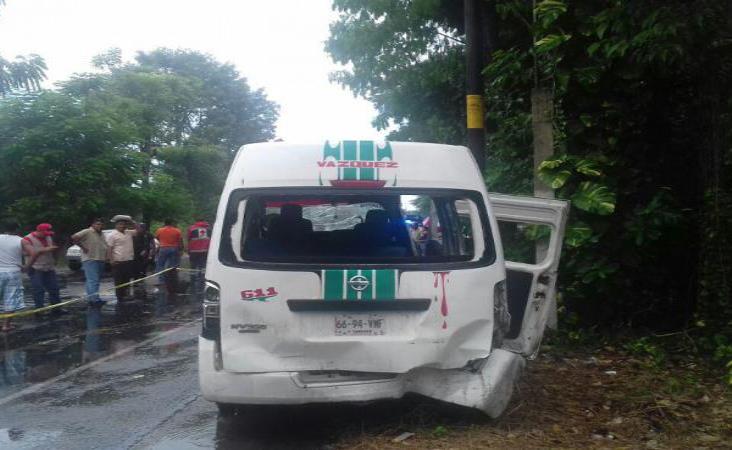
[199,141,568,417]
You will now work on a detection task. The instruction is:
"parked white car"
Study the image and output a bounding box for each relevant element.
[66,229,160,271]
[199,141,568,418]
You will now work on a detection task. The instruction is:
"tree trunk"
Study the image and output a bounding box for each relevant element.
[140,141,154,224]
[531,87,557,328]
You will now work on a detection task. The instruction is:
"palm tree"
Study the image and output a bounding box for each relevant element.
[0,0,47,97]
[0,54,47,97]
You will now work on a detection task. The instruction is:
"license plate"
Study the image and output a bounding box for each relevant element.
[334,314,386,336]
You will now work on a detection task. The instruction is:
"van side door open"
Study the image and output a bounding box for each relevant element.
[488,193,569,357]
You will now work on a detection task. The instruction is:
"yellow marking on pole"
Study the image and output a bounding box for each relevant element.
[466,94,485,129]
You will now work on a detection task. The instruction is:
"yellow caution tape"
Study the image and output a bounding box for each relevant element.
[0,266,179,319]
[0,296,85,319]
[175,267,204,273]
[111,266,177,290]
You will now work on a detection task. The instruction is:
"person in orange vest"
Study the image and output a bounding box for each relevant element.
[187,219,211,293]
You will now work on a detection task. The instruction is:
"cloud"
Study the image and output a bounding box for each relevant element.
[0,0,384,142]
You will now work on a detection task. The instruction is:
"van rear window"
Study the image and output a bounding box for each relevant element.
[220,189,493,265]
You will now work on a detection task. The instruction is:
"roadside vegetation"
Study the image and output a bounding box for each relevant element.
[326,0,732,391]
[0,47,279,236]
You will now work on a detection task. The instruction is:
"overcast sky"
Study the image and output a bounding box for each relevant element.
[0,0,384,142]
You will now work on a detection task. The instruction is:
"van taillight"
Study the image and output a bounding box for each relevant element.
[202,281,220,340]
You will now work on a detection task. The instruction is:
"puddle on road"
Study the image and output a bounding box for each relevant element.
[0,286,202,399]
[0,427,63,448]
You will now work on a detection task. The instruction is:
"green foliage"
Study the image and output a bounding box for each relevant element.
[138,172,195,222]
[91,47,122,71]
[0,92,139,235]
[624,336,666,367]
[571,182,616,215]
[156,145,229,219]
[0,54,47,97]
[134,49,279,151]
[534,33,571,54]
[0,48,279,236]
[327,0,466,143]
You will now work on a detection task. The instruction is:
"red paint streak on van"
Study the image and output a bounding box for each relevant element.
[433,272,450,329]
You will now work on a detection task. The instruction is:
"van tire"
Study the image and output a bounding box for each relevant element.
[217,403,238,417]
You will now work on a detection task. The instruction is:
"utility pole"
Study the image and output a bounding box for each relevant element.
[465,0,485,171]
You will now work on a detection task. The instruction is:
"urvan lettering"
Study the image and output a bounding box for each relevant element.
[230,323,268,333]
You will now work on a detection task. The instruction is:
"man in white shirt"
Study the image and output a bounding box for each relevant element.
[0,222,32,332]
[106,215,137,303]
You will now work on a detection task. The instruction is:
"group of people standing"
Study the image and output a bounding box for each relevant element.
[0,216,211,332]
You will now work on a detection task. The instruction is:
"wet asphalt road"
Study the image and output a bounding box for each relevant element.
[0,271,469,449]
[0,270,214,449]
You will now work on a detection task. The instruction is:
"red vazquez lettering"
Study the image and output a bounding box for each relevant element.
[317,160,399,169]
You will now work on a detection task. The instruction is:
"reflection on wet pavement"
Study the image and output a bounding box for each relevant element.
[0,276,201,400]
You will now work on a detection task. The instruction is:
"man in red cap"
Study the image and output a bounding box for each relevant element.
[22,223,62,313]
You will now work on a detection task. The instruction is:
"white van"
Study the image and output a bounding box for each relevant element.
[199,141,568,417]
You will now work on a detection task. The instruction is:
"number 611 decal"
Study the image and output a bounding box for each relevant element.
[241,287,279,302]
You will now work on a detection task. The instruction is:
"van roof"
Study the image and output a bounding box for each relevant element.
[230,141,485,190]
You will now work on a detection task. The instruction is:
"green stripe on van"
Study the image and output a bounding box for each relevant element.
[358,141,375,181]
[323,141,340,160]
[323,269,344,300]
[342,140,358,180]
[321,269,398,300]
[346,269,360,300]
[375,269,396,300]
[376,141,393,160]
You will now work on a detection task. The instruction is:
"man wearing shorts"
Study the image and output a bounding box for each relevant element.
[0,222,31,332]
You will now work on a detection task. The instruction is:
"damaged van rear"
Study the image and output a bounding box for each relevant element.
[199,141,568,417]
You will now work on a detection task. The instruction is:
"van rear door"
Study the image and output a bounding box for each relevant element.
[488,194,569,357]
[215,188,502,374]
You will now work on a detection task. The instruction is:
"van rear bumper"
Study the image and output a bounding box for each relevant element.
[199,337,525,418]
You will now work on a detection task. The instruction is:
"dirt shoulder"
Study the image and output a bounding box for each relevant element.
[335,342,732,449]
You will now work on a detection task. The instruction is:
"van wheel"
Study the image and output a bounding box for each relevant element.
[217,403,238,417]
